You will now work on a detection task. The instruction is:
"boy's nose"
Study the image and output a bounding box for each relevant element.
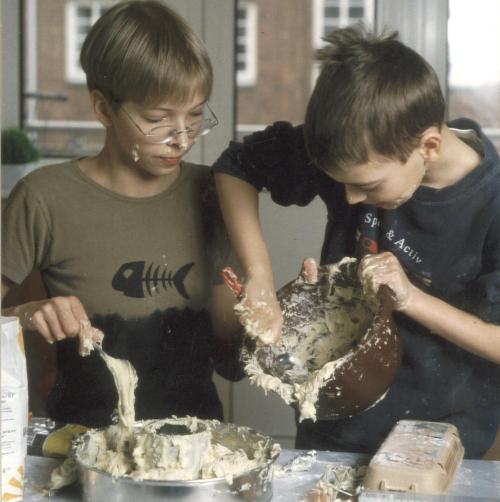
[169,130,189,150]
[345,185,367,204]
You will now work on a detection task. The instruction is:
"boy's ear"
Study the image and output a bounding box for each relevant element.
[418,127,442,163]
[90,89,114,128]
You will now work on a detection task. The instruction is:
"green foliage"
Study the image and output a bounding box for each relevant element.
[1,128,40,164]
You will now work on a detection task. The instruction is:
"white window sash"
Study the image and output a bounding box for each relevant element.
[236,2,258,87]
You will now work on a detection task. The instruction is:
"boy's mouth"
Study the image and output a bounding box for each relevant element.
[156,156,181,166]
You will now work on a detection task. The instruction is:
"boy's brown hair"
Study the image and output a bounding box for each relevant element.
[80,0,213,107]
[304,25,445,172]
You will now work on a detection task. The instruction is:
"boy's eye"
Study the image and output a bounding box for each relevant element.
[144,115,171,124]
[143,111,202,124]
[361,184,380,193]
[189,111,204,121]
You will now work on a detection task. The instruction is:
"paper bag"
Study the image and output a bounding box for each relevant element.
[1,317,29,502]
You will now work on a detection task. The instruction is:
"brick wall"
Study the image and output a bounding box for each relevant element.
[237,0,313,126]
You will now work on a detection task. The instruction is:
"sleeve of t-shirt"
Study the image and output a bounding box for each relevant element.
[212,121,328,207]
[1,179,52,285]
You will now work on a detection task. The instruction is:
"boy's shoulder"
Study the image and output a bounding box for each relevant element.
[448,118,500,188]
[20,158,80,189]
[181,160,210,178]
[180,160,213,189]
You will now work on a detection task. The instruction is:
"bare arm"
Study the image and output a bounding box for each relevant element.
[214,174,273,280]
[359,252,500,364]
[403,287,500,364]
[214,173,282,343]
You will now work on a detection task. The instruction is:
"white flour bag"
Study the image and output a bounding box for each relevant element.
[1,317,29,502]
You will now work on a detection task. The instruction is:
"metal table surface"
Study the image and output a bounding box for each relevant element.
[22,450,500,501]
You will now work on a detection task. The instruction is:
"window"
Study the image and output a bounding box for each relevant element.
[447,0,500,151]
[22,0,116,157]
[313,0,375,48]
[236,2,257,87]
[65,1,113,83]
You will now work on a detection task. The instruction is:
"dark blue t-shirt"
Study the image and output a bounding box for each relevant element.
[213,118,500,458]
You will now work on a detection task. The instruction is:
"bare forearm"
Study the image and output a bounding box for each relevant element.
[403,286,500,364]
[214,173,274,282]
[214,173,284,343]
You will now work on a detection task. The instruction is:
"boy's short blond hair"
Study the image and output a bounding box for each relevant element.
[80,0,213,106]
[305,25,445,172]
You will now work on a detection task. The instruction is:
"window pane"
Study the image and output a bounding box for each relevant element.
[325,7,340,17]
[448,0,500,151]
[323,1,373,47]
[349,7,364,18]
[77,6,91,18]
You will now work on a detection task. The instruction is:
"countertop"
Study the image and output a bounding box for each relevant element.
[22,450,500,501]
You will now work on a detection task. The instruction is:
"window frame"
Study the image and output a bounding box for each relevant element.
[312,0,375,49]
[236,1,258,87]
[65,1,114,84]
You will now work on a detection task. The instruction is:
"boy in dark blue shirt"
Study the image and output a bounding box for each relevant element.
[213,26,500,458]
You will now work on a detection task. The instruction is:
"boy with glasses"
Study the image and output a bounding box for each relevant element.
[213,25,500,458]
[2,1,243,428]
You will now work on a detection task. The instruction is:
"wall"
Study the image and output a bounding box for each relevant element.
[1,1,22,128]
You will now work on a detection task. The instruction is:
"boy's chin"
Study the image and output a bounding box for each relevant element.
[375,201,403,210]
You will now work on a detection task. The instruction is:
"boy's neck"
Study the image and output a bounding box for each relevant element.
[79,150,180,198]
[422,125,482,189]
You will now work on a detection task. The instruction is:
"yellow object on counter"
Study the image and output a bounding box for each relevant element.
[42,424,88,458]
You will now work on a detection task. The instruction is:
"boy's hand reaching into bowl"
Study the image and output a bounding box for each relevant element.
[358,252,417,311]
[235,272,283,345]
[223,257,320,345]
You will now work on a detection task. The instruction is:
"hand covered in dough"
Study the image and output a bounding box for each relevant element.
[235,272,283,345]
[358,252,416,310]
[78,319,104,356]
[230,257,320,345]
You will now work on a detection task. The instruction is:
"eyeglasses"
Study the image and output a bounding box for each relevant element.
[120,104,219,145]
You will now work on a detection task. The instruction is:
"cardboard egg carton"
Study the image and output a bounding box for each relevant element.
[362,420,464,495]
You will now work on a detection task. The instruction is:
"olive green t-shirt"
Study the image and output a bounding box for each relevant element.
[2,159,239,425]
[2,159,231,318]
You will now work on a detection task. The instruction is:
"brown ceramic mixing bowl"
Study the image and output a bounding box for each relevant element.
[241,257,402,420]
